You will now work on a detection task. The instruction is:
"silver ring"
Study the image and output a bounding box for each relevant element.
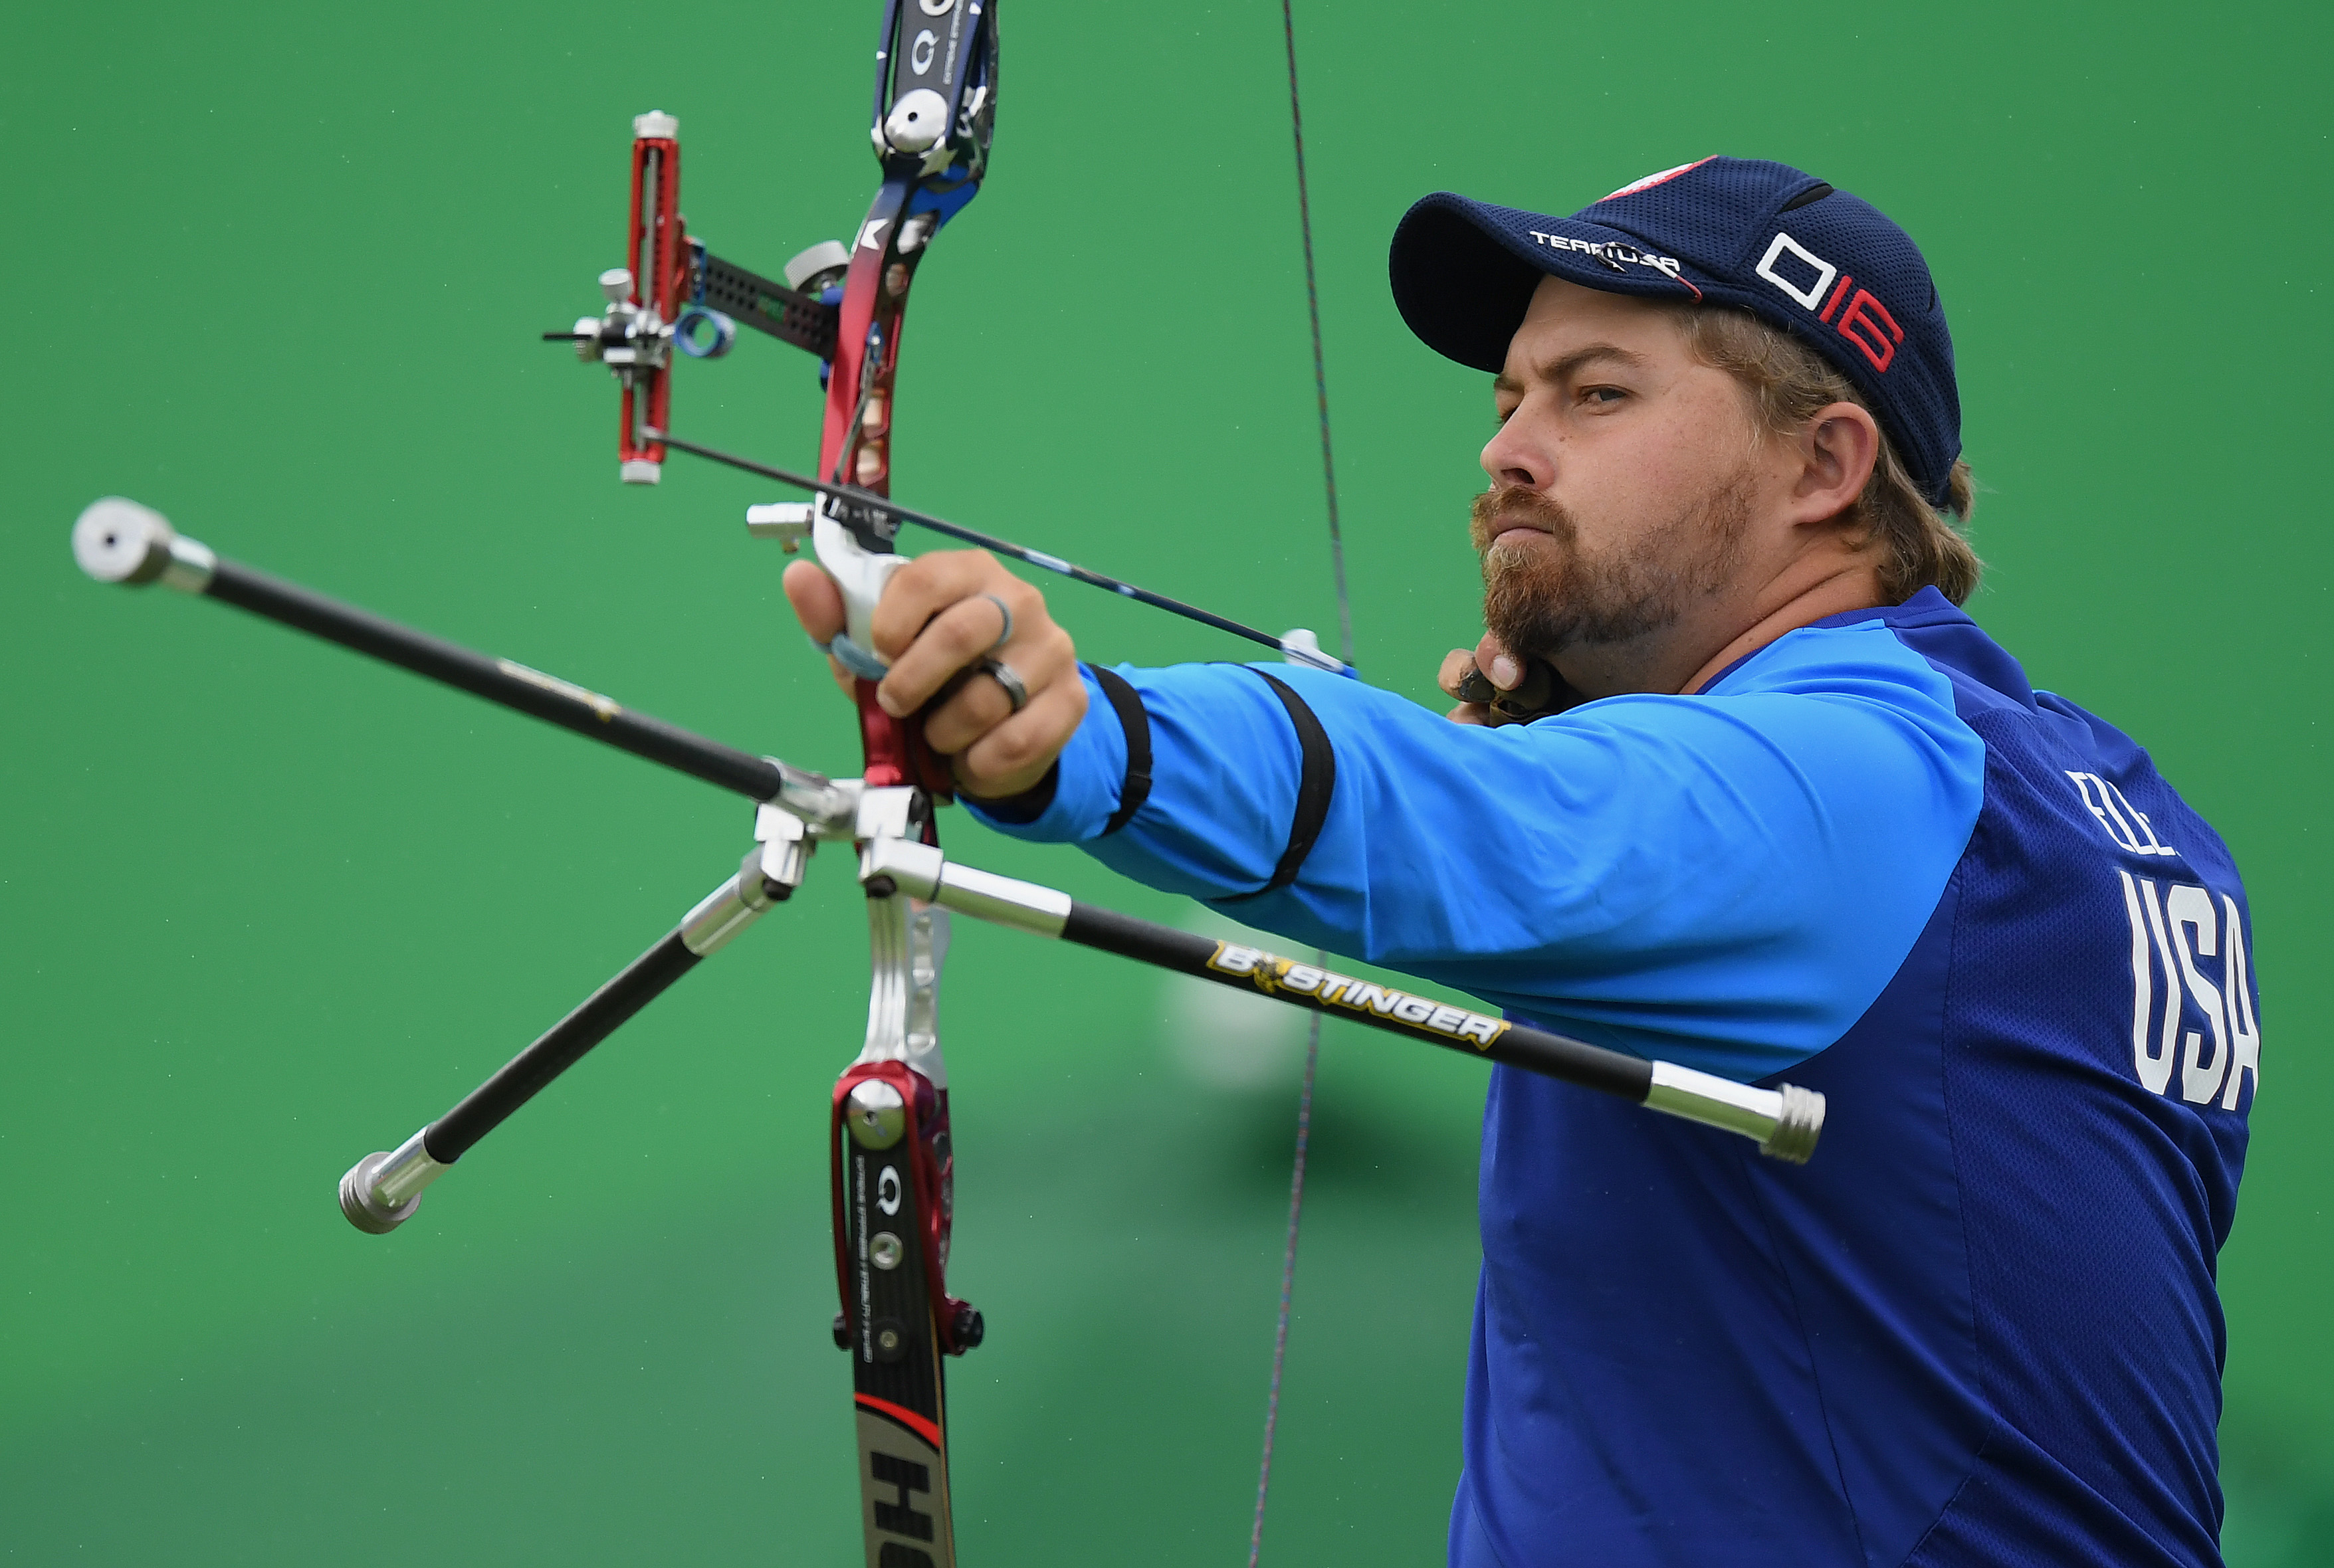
[977,655,1029,714]
[978,592,1013,652]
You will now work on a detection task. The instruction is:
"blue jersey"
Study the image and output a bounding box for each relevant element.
[968,589,2258,1566]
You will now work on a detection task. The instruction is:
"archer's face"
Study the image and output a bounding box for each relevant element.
[1475,276,1767,686]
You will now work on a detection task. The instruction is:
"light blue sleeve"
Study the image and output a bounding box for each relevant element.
[964,623,1986,1080]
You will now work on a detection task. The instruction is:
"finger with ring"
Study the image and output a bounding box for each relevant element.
[979,591,1014,653]
[978,655,1031,714]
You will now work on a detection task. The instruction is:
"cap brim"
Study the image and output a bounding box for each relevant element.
[1390,193,1702,373]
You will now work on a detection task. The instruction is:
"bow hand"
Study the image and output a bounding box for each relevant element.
[784,547,1085,801]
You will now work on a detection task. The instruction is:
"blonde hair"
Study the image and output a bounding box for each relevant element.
[1671,306,1981,606]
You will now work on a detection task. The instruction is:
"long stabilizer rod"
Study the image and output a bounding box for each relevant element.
[861,838,1826,1163]
[71,498,799,803]
[338,850,792,1233]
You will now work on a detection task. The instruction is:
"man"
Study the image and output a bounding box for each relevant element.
[785,158,2258,1566]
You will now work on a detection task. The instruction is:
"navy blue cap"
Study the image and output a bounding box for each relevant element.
[1389,157,1961,505]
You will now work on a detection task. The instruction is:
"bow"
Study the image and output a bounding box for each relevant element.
[560,33,1006,1543]
[65,6,1828,1562]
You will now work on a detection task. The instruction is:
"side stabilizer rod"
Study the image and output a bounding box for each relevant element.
[71,498,809,805]
[339,844,799,1234]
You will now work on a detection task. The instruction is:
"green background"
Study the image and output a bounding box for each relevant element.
[4,0,2326,1561]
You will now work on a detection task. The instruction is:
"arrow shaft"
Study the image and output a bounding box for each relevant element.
[645,427,1351,674]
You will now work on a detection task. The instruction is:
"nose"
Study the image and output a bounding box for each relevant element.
[1481,409,1550,490]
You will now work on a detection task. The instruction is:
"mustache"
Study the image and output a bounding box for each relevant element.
[1469,486,1576,555]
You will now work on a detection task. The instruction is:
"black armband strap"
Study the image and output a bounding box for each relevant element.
[1220,668,1336,904]
[963,761,1057,824]
[1086,662,1153,836]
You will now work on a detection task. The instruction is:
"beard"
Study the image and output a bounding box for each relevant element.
[1470,472,1754,667]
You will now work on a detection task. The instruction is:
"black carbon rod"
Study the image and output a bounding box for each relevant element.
[425,930,700,1161]
[336,863,784,1234]
[201,559,789,799]
[1057,903,1654,1101]
[71,498,790,801]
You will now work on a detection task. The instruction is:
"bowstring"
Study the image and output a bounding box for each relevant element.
[1249,3,1351,1562]
[1282,8,1352,668]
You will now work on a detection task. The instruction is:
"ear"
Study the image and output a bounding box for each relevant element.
[1787,401,1881,526]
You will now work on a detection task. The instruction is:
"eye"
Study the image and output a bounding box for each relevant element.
[1580,385,1627,407]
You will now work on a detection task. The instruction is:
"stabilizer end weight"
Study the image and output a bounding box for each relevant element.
[72,498,215,592]
[339,1151,423,1234]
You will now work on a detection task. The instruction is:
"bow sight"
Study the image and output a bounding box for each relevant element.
[67,2,1827,1562]
[545,107,848,485]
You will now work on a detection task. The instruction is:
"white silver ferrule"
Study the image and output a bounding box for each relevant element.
[161,534,216,593]
[372,1128,447,1207]
[679,858,780,957]
[1645,1061,1779,1141]
[1643,1062,1825,1164]
[932,860,1073,939]
[339,1128,447,1234]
